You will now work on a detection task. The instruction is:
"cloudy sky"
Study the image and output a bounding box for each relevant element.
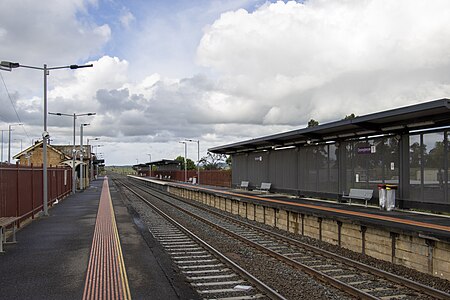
[1,0,450,165]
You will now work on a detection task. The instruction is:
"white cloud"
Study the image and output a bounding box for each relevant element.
[198,0,450,125]
[0,0,110,65]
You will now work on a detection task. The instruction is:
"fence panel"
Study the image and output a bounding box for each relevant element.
[150,169,231,187]
[0,164,72,225]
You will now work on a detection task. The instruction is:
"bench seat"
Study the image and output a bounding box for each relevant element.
[342,188,373,206]
[239,181,249,190]
[255,182,271,193]
[0,217,20,253]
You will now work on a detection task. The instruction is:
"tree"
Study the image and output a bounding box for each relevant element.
[175,156,196,170]
[200,152,228,170]
[427,141,444,168]
[343,113,357,120]
[307,119,319,127]
[226,155,232,167]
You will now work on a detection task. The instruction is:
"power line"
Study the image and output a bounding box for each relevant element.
[0,72,30,141]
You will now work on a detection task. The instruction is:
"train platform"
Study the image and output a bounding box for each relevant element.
[0,176,198,300]
[137,176,450,242]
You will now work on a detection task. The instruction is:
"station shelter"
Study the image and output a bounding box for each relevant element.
[209,99,450,213]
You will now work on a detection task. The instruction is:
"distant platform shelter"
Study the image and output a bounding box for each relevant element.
[209,98,450,213]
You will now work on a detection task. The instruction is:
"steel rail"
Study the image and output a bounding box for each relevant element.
[129,177,450,300]
[126,179,378,299]
[115,178,287,300]
[167,186,450,300]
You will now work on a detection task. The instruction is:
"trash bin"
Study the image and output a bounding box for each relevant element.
[378,184,387,209]
[385,184,398,211]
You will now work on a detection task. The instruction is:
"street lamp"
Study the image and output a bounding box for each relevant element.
[92,144,103,179]
[80,123,90,190]
[8,123,23,163]
[186,139,200,185]
[179,141,187,182]
[49,112,96,194]
[0,60,93,216]
[0,129,8,163]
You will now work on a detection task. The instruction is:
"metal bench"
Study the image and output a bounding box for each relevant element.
[240,181,249,190]
[255,182,271,193]
[342,188,373,206]
[0,217,20,253]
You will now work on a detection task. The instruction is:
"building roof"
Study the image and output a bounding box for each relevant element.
[146,159,180,166]
[209,98,450,154]
[13,141,71,160]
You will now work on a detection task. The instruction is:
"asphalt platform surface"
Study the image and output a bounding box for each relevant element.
[0,176,198,299]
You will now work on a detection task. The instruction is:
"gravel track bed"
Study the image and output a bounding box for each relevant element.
[168,189,450,295]
[117,179,450,298]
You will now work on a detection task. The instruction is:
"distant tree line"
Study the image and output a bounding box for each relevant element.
[307,113,357,128]
[175,152,230,170]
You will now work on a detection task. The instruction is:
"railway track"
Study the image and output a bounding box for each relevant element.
[117,176,450,299]
[115,177,286,300]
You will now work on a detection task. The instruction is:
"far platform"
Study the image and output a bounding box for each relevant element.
[132,175,450,243]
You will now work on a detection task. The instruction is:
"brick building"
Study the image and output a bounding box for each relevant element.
[13,141,93,188]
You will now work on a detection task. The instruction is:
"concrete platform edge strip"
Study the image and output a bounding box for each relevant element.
[82,176,132,300]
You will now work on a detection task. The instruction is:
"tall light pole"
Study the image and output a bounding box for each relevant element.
[49,112,96,194]
[0,129,8,163]
[179,141,187,182]
[186,139,200,185]
[8,123,23,163]
[0,60,93,216]
[80,123,89,190]
[92,144,103,180]
[87,137,99,182]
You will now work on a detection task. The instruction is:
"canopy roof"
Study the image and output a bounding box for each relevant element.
[209,98,450,154]
[146,159,180,166]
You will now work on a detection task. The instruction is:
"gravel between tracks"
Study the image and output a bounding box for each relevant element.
[117,180,450,299]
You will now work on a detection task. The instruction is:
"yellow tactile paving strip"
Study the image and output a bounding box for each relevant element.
[82,177,131,300]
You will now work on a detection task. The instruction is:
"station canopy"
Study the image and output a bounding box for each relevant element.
[146,159,180,167]
[209,98,450,154]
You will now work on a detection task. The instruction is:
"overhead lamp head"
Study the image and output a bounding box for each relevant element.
[69,64,93,70]
[1,61,19,69]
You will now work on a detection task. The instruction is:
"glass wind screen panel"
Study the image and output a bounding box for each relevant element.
[345,142,354,191]
[368,138,384,186]
[383,137,399,185]
[317,145,329,192]
[353,140,370,188]
[305,147,317,191]
[328,144,339,193]
[409,134,422,202]
[423,132,445,204]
